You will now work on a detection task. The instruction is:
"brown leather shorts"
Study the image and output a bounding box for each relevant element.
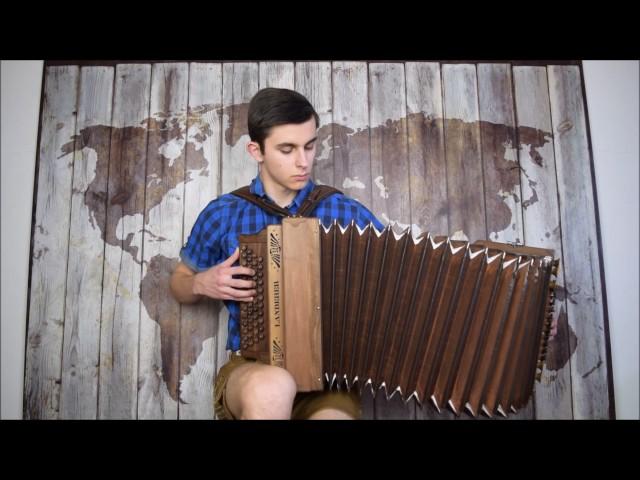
[214,353,361,420]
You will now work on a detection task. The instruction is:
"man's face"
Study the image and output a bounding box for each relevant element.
[251,117,317,192]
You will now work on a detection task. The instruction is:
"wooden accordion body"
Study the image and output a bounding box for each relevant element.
[238,218,558,417]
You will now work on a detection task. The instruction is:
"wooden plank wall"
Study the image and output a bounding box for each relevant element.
[24,61,612,419]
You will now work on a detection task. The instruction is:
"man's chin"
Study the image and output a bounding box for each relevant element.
[288,177,310,190]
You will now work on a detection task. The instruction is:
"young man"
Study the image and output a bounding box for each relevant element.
[170,88,384,420]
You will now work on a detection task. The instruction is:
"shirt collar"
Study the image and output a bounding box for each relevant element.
[249,174,315,212]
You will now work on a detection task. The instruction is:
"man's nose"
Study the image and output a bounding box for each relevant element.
[295,148,309,168]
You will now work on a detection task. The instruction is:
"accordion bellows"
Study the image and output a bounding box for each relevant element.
[239,218,558,418]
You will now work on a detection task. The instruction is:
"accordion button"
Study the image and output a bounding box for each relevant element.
[259,333,265,340]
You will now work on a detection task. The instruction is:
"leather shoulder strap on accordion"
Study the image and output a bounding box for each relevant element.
[296,185,343,217]
[229,186,291,217]
[229,185,343,218]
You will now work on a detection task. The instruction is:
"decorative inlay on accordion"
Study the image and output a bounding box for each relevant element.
[238,218,558,417]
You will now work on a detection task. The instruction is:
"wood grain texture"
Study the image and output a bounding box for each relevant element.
[221,63,259,191]
[178,62,223,419]
[405,62,448,236]
[514,65,574,419]
[98,64,151,419]
[332,62,372,209]
[137,62,189,419]
[282,218,323,391]
[25,65,79,419]
[442,64,485,243]
[60,66,113,419]
[548,65,611,419]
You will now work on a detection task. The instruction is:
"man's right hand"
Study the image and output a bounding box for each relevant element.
[192,247,257,302]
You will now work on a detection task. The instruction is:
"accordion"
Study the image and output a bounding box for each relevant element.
[238,218,558,418]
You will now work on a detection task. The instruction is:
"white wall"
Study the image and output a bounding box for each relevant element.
[583,60,639,420]
[1,60,638,419]
[1,60,43,419]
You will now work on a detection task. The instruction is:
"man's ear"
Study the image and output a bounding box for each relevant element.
[247,141,264,163]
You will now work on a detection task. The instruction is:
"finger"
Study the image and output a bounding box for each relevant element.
[228,278,256,289]
[223,286,256,300]
[228,266,256,277]
[221,247,240,267]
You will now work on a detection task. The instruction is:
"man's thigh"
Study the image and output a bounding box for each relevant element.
[214,354,258,420]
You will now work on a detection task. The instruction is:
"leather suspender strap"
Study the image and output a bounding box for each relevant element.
[230,186,290,217]
[230,185,343,218]
[296,185,343,217]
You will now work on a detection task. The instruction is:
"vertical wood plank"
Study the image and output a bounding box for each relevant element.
[60,66,114,419]
[98,64,151,419]
[179,62,223,419]
[25,65,79,419]
[221,63,259,191]
[548,65,611,419]
[295,62,334,188]
[405,62,448,236]
[477,63,524,244]
[369,63,411,229]
[259,62,294,89]
[332,62,373,209]
[441,64,485,242]
[137,63,189,419]
[369,63,414,420]
[513,66,573,419]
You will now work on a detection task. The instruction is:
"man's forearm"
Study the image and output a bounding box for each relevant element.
[170,270,203,304]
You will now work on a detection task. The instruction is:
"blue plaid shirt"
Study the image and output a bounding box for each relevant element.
[180,175,384,352]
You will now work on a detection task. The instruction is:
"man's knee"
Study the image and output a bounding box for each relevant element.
[307,408,355,420]
[232,365,298,419]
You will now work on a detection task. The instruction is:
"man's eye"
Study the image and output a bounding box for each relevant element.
[281,149,292,154]
[305,144,315,150]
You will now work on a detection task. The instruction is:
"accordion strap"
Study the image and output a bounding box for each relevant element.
[230,184,343,218]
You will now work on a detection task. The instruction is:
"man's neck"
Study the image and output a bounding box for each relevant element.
[259,172,296,208]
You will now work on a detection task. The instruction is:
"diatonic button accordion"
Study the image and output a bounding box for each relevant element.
[238,218,558,418]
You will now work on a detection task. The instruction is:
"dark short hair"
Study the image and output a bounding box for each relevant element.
[248,88,319,152]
